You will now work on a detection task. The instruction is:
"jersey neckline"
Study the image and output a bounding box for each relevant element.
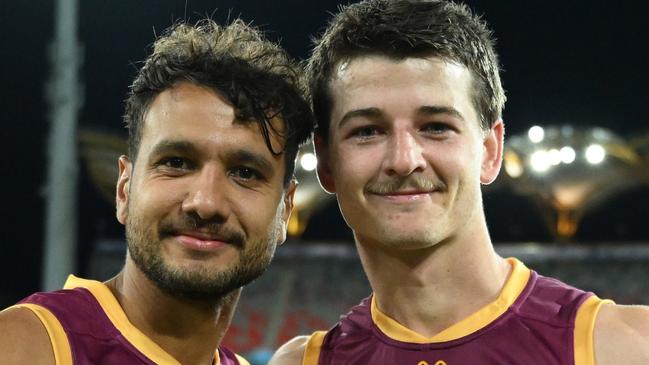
[64,275,221,365]
[370,257,531,344]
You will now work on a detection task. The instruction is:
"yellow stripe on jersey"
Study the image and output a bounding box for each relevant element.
[13,303,73,365]
[371,258,531,343]
[64,275,184,364]
[302,331,327,365]
[64,275,237,364]
[574,296,614,365]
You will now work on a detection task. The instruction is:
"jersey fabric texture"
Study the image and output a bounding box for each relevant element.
[10,275,250,365]
[302,258,612,365]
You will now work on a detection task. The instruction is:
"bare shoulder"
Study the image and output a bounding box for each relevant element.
[594,303,649,364]
[0,306,56,364]
[268,335,310,365]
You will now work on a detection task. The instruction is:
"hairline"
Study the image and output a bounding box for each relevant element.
[128,81,295,187]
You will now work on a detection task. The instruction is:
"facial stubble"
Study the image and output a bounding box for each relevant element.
[124,201,281,302]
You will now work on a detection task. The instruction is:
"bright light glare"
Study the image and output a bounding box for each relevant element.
[585,144,606,164]
[503,150,523,178]
[528,126,545,143]
[530,150,551,173]
[299,153,318,171]
[548,149,562,166]
[560,146,576,164]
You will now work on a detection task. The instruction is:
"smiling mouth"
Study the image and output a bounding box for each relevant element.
[369,190,438,202]
[166,227,245,252]
[175,233,231,252]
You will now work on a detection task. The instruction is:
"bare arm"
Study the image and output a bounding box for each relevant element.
[0,307,55,365]
[268,335,310,365]
[594,304,649,364]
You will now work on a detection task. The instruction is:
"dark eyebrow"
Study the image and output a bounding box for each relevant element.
[149,140,198,158]
[338,105,466,129]
[337,107,385,129]
[418,106,465,122]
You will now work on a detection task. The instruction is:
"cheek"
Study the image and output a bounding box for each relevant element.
[234,191,284,231]
[132,181,184,217]
[332,145,377,189]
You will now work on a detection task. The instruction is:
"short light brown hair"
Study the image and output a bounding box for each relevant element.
[308,0,506,140]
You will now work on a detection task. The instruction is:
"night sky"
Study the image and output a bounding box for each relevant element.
[1,0,648,305]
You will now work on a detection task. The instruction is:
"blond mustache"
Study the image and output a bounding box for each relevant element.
[366,176,446,195]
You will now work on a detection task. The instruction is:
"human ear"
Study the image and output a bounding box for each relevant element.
[115,155,132,224]
[276,179,297,245]
[314,135,336,194]
[480,120,504,185]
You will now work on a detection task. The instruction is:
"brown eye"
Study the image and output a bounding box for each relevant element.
[155,157,193,172]
[163,157,189,169]
[422,122,452,134]
[351,126,380,139]
[231,167,263,181]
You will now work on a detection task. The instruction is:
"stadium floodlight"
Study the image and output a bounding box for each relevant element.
[560,146,576,164]
[528,126,545,143]
[548,149,562,166]
[503,150,524,178]
[498,125,645,242]
[585,144,606,164]
[530,150,551,173]
[300,153,318,171]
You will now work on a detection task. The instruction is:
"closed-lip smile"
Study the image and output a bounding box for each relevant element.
[369,189,437,202]
[174,230,232,251]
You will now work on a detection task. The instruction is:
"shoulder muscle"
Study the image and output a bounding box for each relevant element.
[269,335,310,365]
[594,303,649,364]
[0,306,56,365]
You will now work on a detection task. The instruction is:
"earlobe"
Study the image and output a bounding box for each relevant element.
[314,135,336,194]
[480,120,505,185]
[116,155,132,225]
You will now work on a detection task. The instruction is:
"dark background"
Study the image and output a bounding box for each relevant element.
[1,0,648,306]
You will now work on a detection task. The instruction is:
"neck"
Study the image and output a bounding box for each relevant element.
[105,259,240,365]
[355,217,510,338]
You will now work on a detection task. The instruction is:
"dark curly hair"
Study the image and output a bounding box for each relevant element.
[124,19,314,186]
[307,0,506,140]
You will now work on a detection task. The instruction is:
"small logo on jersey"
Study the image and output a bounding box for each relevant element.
[418,361,447,365]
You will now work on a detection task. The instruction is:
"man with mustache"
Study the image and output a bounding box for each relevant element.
[271,0,649,364]
[0,19,313,365]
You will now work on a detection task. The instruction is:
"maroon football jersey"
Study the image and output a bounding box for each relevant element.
[12,276,248,365]
[303,259,611,365]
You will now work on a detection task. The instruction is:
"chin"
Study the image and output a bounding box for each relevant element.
[358,226,445,251]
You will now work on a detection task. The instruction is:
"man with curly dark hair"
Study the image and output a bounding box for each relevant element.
[0,19,313,365]
[272,1,649,364]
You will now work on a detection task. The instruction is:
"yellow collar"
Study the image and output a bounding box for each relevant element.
[64,275,221,365]
[371,258,531,343]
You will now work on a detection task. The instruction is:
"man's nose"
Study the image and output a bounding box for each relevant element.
[383,129,426,176]
[181,166,231,221]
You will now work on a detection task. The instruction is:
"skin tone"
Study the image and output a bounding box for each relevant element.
[270,56,649,364]
[0,82,296,365]
[319,56,508,337]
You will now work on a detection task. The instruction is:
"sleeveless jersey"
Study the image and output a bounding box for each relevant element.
[11,275,250,365]
[303,258,611,365]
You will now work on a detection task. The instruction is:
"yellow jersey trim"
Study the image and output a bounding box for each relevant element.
[574,296,614,365]
[64,275,223,365]
[13,303,74,365]
[371,257,531,344]
[302,331,327,365]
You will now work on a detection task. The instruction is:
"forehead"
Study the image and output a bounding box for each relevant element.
[328,56,477,125]
[139,82,285,161]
